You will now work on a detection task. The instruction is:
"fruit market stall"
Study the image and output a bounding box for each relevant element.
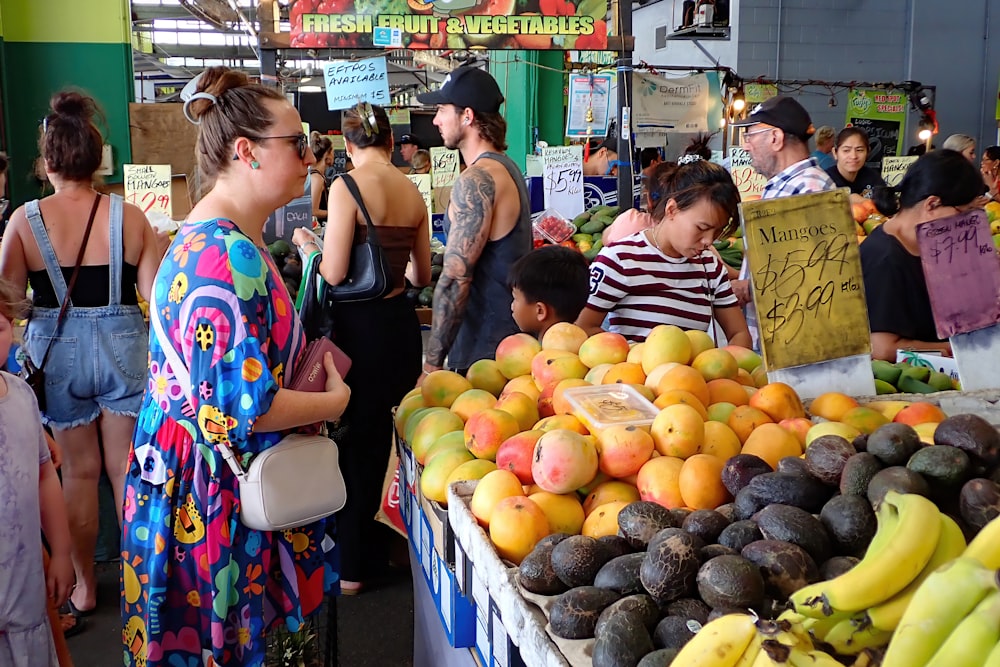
[394,319,1000,667]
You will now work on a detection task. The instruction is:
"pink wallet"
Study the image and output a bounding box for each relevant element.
[288,338,352,391]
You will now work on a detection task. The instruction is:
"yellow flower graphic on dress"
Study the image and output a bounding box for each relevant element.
[172,231,207,268]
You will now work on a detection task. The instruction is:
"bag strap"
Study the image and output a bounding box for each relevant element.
[147,286,248,481]
[37,193,101,370]
[339,173,382,246]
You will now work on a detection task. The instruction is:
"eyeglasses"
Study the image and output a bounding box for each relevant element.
[247,133,309,159]
[605,159,630,176]
[741,127,775,142]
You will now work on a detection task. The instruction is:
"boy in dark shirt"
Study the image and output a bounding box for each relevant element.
[508,245,590,339]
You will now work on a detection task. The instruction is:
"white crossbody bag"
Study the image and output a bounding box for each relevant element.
[149,287,347,531]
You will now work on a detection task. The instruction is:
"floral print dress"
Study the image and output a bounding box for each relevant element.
[121,219,336,667]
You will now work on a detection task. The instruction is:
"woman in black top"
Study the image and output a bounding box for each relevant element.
[860,150,984,360]
[826,127,886,198]
[308,131,333,221]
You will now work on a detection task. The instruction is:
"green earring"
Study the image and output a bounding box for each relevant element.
[250,160,260,170]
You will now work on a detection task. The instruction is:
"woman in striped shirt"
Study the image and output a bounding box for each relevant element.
[575,157,751,347]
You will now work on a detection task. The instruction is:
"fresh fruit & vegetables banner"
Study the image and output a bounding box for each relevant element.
[288,0,609,50]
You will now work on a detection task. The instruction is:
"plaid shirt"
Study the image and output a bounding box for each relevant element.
[743,158,836,349]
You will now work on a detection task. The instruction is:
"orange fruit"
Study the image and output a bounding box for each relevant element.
[679,454,730,509]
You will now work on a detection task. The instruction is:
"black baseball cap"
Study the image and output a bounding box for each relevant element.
[732,96,815,140]
[398,134,421,147]
[417,66,504,113]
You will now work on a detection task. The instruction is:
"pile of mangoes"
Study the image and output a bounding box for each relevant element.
[570,205,620,261]
[872,359,958,395]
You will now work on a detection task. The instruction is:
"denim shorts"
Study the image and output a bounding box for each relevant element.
[24,305,148,429]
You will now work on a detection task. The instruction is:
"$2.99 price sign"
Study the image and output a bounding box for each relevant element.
[917,209,1000,339]
[742,190,872,370]
[123,164,172,219]
[542,145,584,219]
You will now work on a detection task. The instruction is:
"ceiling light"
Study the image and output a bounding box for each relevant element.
[299,85,323,93]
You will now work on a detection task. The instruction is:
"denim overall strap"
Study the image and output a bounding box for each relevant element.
[24,199,71,306]
[108,194,124,306]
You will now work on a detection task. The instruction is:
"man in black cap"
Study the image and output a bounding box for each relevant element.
[416,65,531,378]
[398,133,422,169]
[730,95,835,346]
[583,134,619,176]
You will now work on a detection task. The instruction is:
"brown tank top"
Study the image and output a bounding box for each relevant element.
[353,224,419,290]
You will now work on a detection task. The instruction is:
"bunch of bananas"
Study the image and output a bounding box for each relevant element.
[787,491,965,654]
[664,611,845,666]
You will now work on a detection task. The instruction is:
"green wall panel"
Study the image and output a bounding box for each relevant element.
[2,41,133,206]
[0,0,129,44]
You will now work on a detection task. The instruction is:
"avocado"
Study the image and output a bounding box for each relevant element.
[518,542,569,595]
[715,503,737,522]
[696,555,766,610]
[804,435,857,486]
[538,532,572,548]
[640,529,702,604]
[593,612,656,667]
[653,616,698,651]
[669,508,693,525]
[934,414,1000,468]
[959,478,1000,531]
[866,423,923,466]
[747,472,833,513]
[593,553,646,595]
[867,466,930,506]
[740,540,820,598]
[418,286,434,306]
[874,379,898,394]
[840,452,883,496]
[871,359,902,385]
[718,520,763,552]
[734,485,769,520]
[549,586,622,639]
[722,454,774,496]
[596,594,660,636]
[907,445,971,488]
[617,501,677,549]
[699,544,738,560]
[551,535,614,588]
[430,264,443,281]
[598,535,635,559]
[819,556,859,580]
[819,494,878,558]
[430,252,445,266]
[753,504,833,563]
[666,598,711,626]
[681,509,731,544]
[775,456,813,477]
[852,433,869,452]
[637,649,680,667]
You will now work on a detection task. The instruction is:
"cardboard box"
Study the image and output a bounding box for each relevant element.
[896,350,960,381]
[420,493,456,566]
[426,524,476,648]
[490,599,527,667]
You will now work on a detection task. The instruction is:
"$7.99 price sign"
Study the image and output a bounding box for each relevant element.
[123,164,172,219]
[542,145,584,219]
[742,190,872,370]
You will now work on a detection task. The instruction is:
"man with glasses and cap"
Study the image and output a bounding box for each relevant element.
[729,95,835,347]
[417,65,531,378]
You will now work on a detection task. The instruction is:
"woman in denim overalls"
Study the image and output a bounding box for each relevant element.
[0,91,162,617]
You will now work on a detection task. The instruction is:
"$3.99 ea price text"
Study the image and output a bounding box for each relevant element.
[754,233,858,346]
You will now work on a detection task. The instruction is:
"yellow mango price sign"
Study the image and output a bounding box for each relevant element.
[741,189,871,370]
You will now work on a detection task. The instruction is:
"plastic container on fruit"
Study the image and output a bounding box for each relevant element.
[562,384,660,433]
[531,208,576,244]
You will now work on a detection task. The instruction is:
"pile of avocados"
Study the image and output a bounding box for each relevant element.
[404,246,445,309]
[872,360,956,394]
[517,414,1000,667]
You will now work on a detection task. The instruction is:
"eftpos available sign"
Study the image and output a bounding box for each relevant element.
[323,57,390,110]
[286,0,608,50]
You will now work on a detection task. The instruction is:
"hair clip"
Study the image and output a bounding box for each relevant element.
[41,116,49,133]
[677,154,703,165]
[180,72,218,125]
[356,100,379,137]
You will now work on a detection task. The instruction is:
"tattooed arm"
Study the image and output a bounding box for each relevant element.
[423,166,496,373]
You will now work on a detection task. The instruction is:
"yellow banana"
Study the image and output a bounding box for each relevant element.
[861,400,911,420]
[785,646,843,667]
[820,614,892,655]
[800,609,851,642]
[756,618,811,650]
[882,556,1000,667]
[790,491,940,616]
[668,613,758,667]
[864,512,967,632]
[984,635,1000,667]
[733,630,764,667]
[964,511,1000,568]
[751,640,792,666]
[924,590,1000,667]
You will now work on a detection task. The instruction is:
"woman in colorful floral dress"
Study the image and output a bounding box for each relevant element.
[120,67,351,666]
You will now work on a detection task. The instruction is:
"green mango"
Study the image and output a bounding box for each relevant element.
[899,364,931,382]
[571,213,592,229]
[571,233,594,245]
[874,379,898,395]
[926,371,954,392]
[897,374,936,394]
[871,360,903,385]
[579,219,606,235]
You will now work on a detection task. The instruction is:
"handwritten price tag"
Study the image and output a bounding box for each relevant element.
[728,148,767,200]
[881,156,917,187]
[430,147,460,189]
[917,209,1000,339]
[542,145,584,219]
[123,164,172,219]
[742,189,871,369]
[407,173,433,232]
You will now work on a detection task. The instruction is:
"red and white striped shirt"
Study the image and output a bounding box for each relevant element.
[587,231,738,341]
